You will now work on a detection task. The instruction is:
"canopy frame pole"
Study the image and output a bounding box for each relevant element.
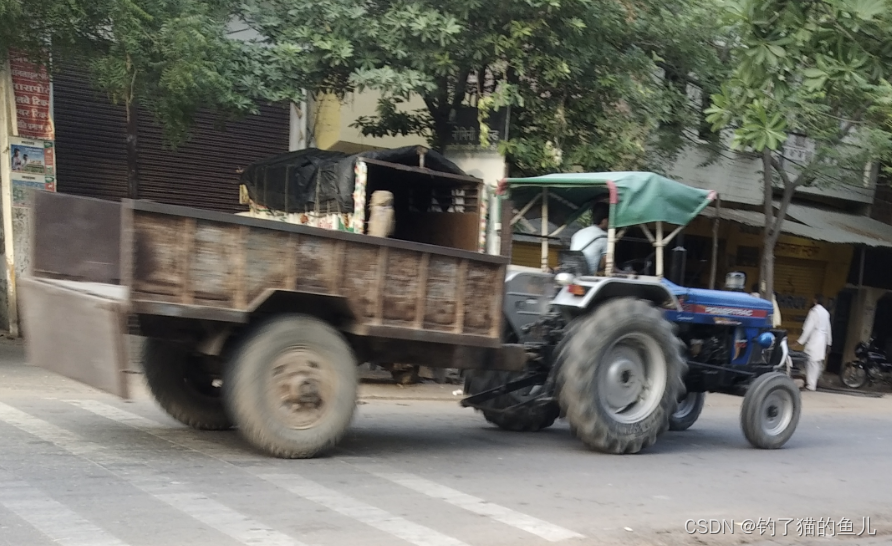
[639,224,656,243]
[605,226,616,276]
[550,222,570,238]
[663,224,685,247]
[859,245,865,287]
[655,221,664,278]
[540,188,549,272]
[710,195,721,290]
[511,193,541,225]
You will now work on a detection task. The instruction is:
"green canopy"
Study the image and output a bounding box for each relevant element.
[501,171,716,230]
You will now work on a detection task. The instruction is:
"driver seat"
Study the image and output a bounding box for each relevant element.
[557,250,592,277]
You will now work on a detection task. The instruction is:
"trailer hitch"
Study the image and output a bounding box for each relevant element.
[460,371,549,410]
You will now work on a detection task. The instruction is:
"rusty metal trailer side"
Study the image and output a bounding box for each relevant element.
[122,198,507,349]
[22,191,521,402]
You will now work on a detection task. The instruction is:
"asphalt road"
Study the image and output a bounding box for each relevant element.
[1,338,890,546]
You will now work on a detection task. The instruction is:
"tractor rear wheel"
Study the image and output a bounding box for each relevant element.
[558,298,686,454]
[669,392,705,431]
[463,370,559,432]
[463,324,559,432]
[740,372,800,449]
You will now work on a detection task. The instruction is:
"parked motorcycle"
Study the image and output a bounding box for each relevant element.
[839,338,892,389]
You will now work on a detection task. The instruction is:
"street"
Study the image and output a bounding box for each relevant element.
[1,338,890,546]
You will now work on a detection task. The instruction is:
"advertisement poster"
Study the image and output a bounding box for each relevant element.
[9,137,56,207]
[8,49,56,208]
[9,50,54,141]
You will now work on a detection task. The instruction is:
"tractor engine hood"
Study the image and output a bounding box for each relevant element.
[660,279,775,328]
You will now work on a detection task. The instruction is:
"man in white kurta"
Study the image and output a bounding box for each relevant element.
[797,295,832,391]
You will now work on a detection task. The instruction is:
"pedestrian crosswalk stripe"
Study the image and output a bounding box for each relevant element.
[66,399,587,544]
[148,490,306,546]
[353,467,584,542]
[68,401,480,546]
[0,477,131,546]
[65,399,248,461]
[257,473,471,546]
[0,402,308,546]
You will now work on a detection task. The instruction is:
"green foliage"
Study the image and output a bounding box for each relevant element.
[1,0,257,148]
[86,0,254,147]
[242,0,726,173]
[704,0,892,189]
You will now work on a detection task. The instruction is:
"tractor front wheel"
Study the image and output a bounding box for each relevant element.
[669,392,705,431]
[740,372,800,449]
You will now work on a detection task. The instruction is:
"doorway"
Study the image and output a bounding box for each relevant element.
[872,293,892,359]
[828,289,855,374]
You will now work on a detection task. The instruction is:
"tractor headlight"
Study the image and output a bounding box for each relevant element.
[555,272,575,286]
[757,332,775,349]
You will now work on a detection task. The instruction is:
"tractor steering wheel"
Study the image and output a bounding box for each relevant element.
[619,253,655,275]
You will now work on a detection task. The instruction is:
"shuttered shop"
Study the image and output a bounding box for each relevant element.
[53,65,290,212]
[774,256,826,338]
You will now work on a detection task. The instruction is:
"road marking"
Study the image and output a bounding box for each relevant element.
[70,401,479,546]
[68,400,586,544]
[353,467,584,542]
[0,478,130,546]
[257,473,470,546]
[65,399,247,461]
[147,489,303,546]
[0,402,307,546]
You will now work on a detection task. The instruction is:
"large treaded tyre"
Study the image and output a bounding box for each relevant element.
[669,392,705,431]
[558,298,687,454]
[464,370,559,432]
[142,338,232,431]
[740,372,800,449]
[223,315,358,459]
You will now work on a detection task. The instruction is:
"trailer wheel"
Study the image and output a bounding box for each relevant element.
[223,314,357,459]
[740,372,800,449]
[558,298,686,454]
[464,370,559,432]
[142,338,232,431]
[669,392,705,431]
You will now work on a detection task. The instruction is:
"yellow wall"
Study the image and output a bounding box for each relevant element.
[310,90,428,151]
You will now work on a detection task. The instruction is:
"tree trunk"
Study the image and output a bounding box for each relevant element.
[760,149,800,300]
[431,114,452,153]
[126,98,140,199]
[760,150,775,299]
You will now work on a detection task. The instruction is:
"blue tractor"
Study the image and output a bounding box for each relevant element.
[463,172,799,453]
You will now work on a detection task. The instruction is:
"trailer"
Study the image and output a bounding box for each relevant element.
[19,153,523,459]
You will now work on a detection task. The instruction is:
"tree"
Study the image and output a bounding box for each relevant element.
[239,0,725,174]
[704,0,892,298]
[1,0,271,199]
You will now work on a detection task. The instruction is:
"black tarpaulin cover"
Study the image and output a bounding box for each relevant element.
[239,146,467,214]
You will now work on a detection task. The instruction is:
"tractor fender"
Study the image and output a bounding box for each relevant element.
[551,276,680,313]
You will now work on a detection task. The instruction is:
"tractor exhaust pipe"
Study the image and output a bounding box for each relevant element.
[669,240,686,285]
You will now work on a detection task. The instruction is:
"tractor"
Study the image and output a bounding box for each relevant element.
[463,172,800,453]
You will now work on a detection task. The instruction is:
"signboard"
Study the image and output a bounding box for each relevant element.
[10,137,56,207]
[444,106,509,152]
[8,50,56,207]
[9,50,54,140]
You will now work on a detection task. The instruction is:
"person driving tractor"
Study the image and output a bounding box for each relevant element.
[569,201,610,275]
